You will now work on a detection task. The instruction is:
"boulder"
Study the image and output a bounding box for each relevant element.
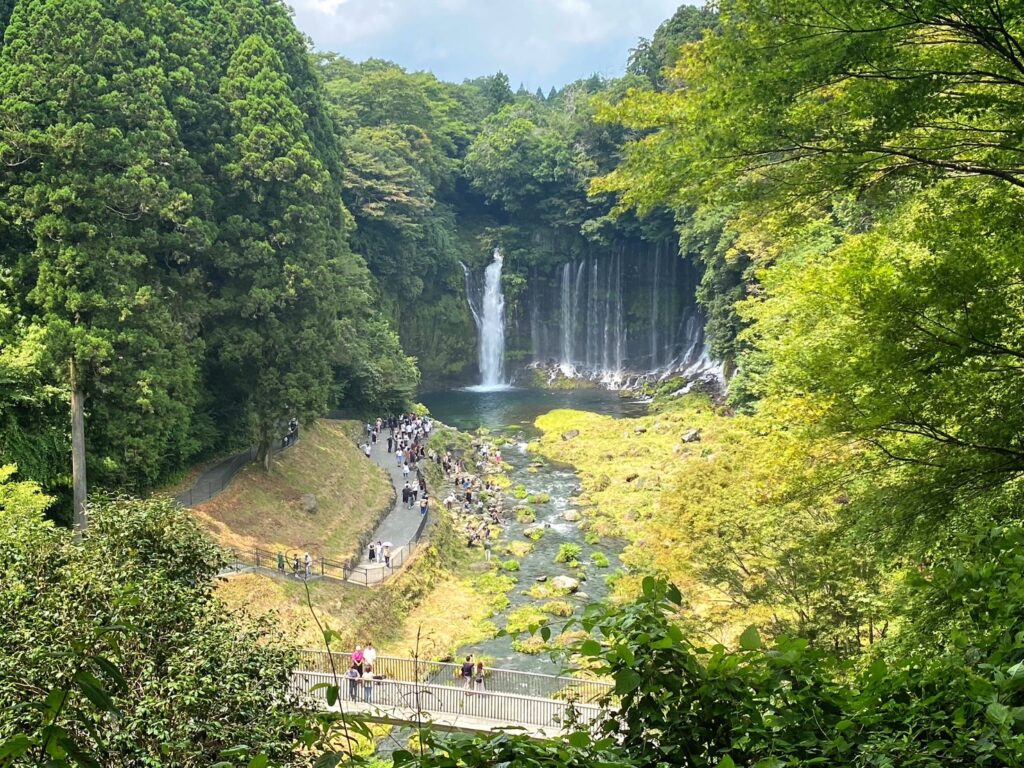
[535,575,548,583]
[563,510,581,522]
[301,493,318,514]
[682,428,702,443]
[551,575,580,593]
[634,426,647,435]
[575,591,590,601]
[625,472,639,483]
[561,429,580,441]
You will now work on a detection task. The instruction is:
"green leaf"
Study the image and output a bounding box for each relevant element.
[540,625,551,641]
[739,625,761,651]
[74,670,116,713]
[247,755,269,768]
[717,755,736,768]
[580,639,602,656]
[567,731,591,749]
[614,670,642,694]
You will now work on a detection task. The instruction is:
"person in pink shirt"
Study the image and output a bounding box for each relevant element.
[352,644,364,674]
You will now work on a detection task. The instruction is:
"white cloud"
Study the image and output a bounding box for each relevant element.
[288,0,694,87]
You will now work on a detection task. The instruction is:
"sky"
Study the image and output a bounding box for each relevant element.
[288,0,688,90]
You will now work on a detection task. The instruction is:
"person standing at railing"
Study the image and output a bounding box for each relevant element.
[346,664,360,701]
[277,551,285,573]
[362,663,375,703]
[291,555,300,578]
[364,642,377,671]
[474,661,486,694]
[460,655,475,694]
[303,551,312,579]
[352,644,364,674]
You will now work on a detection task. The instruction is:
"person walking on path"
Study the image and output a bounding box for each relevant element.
[396,448,404,467]
[303,551,312,579]
[369,541,377,563]
[419,496,428,516]
[277,551,285,573]
[483,537,492,562]
[461,655,475,694]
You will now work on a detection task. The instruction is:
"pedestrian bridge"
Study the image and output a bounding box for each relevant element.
[291,651,613,738]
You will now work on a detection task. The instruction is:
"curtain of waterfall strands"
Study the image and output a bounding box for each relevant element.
[539,242,720,383]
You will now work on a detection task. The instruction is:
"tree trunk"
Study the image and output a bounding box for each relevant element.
[70,358,88,535]
[258,437,273,472]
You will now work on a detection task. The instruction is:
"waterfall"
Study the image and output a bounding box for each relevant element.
[478,249,507,388]
[530,240,723,387]
[560,262,573,374]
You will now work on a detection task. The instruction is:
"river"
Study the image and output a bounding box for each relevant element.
[420,386,647,674]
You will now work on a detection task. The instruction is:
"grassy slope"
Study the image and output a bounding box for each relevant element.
[217,511,510,659]
[192,420,391,563]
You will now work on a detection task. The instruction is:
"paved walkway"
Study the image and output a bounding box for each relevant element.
[352,431,431,579]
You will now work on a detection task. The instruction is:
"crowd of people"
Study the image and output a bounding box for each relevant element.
[340,644,488,703]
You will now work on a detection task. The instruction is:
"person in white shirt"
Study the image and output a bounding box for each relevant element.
[363,642,377,669]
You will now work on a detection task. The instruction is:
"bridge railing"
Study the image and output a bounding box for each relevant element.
[296,651,613,704]
[291,671,605,730]
[225,544,415,585]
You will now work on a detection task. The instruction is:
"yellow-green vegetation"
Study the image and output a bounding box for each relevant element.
[555,543,582,564]
[542,600,574,617]
[527,493,551,504]
[592,551,610,568]
[515,507,536,523]
[535,395,873,644]
[526,581,573,599]
[512,484,528,499]
[505,604,549,634]
[501,559,520,572]
[510,636,548,654]
[524,527,545,541]
[217,510,508,661]
[502,540,533,558]
[192,420,391,563]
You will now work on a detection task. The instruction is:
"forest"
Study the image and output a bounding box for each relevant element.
[2,0,1023,766]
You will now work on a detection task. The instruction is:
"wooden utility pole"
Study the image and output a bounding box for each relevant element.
[70,358,88,534]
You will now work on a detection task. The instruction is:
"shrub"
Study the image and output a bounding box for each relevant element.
[542,600,574,617]
[501,559,520,572]
[511,636,548,654]
[527,492,551,504]
[505,605,548,634]
[555,543,582,564]
[516,507,536,524]
[592,551,610,567]
[513,484,528,499]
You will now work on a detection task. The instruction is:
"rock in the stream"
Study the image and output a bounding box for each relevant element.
[535,575,548,583]
[551,575,580,593]
[301,493,318,514]
[575,591,590,601]
[562,510,581,522]
[682,428,702,443]
[634,426,647,435]
[561,429,580,441]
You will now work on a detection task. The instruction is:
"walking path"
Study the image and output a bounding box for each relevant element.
[175,439,296,508]
[350,431,432,583]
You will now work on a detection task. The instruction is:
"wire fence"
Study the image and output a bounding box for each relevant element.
[175,447,258,508]
[296,651,613,704]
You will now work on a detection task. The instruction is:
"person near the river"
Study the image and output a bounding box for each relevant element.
[483,537,492,562]
[363,442,372,459]
[362,664,375,703]
[474,661,486,694]
[461,655,475,693]
[346,664,360,701]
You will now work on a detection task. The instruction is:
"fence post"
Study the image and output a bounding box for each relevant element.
[255,549,260,569]
[321,558,324,576]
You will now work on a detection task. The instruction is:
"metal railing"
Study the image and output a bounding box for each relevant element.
[226,544,418,586]
[291,671,605,730]
[175,447,258,507]
[296,651,613,704]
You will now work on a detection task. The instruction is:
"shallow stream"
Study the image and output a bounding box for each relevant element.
[420,386,647,674]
